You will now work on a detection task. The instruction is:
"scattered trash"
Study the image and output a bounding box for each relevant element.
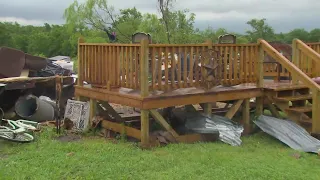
[254,115,320,153]
[0,108,40,143]
[64,100,90,131]
[15,95,55,122]
[185,112,244,146]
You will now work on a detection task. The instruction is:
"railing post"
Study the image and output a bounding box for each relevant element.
[77,37,85,86]
[292,39,299,84]
[257,40,264,88]
[203,40,213,115]
[312,89,320,133]
[139,39,150,147]
[140,39,150,97]
[256,39,264,116]
[76,37,85,101]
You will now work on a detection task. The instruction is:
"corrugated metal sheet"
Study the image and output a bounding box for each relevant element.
[185,113,243,146]
[254,115,320,153]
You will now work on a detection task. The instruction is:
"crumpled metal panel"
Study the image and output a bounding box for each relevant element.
[185,112,244,146]
[254,115,320,153]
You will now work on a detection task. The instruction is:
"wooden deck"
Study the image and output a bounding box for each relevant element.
[75,38,320,146]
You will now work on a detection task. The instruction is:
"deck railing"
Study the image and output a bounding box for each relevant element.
[307,42,320,54]
[77,38,259,91]
[293,40,320,78]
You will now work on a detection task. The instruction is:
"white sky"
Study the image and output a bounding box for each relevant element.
[0,0,319,33]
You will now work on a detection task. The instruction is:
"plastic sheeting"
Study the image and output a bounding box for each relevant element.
[254,115,320,153]
[185,112,244,146]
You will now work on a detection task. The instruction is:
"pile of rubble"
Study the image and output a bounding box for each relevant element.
[0,46,75,123]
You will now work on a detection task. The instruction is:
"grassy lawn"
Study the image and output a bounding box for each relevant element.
[1,128,320,180]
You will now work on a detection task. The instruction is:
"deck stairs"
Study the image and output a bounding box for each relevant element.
[266,84,313,132]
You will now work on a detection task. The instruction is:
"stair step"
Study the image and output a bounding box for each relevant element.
[267,85,309,92]
[286,106,312,113]
[275,94,312,102]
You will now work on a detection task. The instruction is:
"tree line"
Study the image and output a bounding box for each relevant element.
[0,0,319,59]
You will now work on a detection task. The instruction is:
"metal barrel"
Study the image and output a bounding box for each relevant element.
[15,95,54,122]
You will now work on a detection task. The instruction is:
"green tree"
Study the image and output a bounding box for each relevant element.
[285,28,309,43]
[308,28,320,42]
[246,18,275,42]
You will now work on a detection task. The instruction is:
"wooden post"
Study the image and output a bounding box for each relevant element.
[292,39,299,84]
[89,99,97,125]
[203,103,212,116]
[242,99,251,135]
[76,37,85,101]
[201,40,214,114]
[256,40,264,116]
[77,37,85,86]
[257,40,264,88]
[140,39,150,147]
[312,89,320,133]
[140,39,149,97]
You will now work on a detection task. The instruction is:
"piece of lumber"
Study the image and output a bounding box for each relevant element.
[98,101,123,122]
[149,109,179,138]
[225,99,244,119]
[140,110,150,147]
[101,119,141,140]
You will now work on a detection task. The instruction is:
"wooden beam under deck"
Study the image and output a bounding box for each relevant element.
[75,85,143,108]
[76,85,263,110]
[142,88,263,109]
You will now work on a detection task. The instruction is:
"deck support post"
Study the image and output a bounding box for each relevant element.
[140,39,150,147]
[202,103,212,116]
[76,37,85,101]
[312,89,320,133]
[89,99,97,125]
[242,99,251,135]
[256,40,264,117]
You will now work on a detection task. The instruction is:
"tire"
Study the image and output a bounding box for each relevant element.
[0,131,34,143]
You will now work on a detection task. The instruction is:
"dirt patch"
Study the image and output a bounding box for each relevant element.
[55,134,81,142]
[0,154,9,160]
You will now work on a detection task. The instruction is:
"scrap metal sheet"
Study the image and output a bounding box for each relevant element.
[185,112,243,146]
[254,115,320,153]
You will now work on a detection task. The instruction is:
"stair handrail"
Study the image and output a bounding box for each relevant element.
[258,39,320,92]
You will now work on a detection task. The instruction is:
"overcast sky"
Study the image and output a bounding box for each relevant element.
[0,0,319,33]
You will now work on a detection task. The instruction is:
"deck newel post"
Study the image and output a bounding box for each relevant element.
[292,39,299,84]
[202,39,213,116]
[140,39,150,147]
[256,39,264,117]
[76,37,85,101]
[312,89,320,134]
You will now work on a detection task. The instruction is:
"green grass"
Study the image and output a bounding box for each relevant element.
[1,128,320,180]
